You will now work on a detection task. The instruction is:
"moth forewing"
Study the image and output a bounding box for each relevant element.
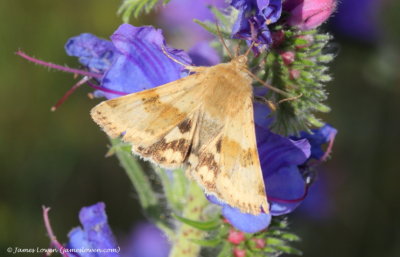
[90,56,269,214]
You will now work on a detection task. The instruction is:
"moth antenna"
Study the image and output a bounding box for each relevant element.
[160,46,201,72]
[161,46,189,67]
[234,44,240,57]
[247,71,290,96]
[244,41,256,57]
[215,22,233,59]
[278,93,303,104]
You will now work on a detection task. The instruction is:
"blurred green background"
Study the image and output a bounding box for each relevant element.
[1,0,399,257]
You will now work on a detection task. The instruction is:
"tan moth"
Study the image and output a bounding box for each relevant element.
[90,43,285,215]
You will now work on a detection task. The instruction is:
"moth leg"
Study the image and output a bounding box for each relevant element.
[246,70,290,96]
[254,96,277,112]
[278,93,303,104]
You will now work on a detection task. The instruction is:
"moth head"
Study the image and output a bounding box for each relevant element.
[233,55,248,67]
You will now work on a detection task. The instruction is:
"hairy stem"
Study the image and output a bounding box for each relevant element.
[110,138,173,237]
[169,181,209,257]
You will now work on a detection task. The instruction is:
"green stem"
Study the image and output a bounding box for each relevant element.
[168,181,209,257]
[110,138,173,237]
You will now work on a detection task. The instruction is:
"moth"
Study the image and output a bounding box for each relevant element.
[91,46,280,215]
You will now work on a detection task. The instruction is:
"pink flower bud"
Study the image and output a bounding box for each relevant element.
[280,51,296,65]
[253,238,266,249]
[271,30,285,48]
[228,229,245,245]
[290,69,301,80]
[284,0,337,30]
[295,34,314,49]
[233,248,246,257]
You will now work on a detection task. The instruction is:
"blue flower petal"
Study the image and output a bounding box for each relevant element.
[67,202,119,257]
[230,0,282,48]
[188,42,221,66]
[256,126,310,172]
[222,205,271,233]
[257,0,269,10]
[101,24,191,99]
[255,125,311,215]
[266,165,306,215]
[293,124,337,160]
[260,0,282,22]
[207,195,271,233]
[253,101,272,128]
[122,223,169,257]
[65,33,117,72]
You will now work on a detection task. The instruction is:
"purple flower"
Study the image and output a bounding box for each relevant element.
[209,195,272,233]
[65,33,117,73]
[67,202,120,257]
[100,24,191,99]
[121,223,169,257]
[283,0,336,30]
[158,0,228,47]
[65,24,191,99]
[292,124,337,160]
[230,0,282,51]
[188,42,221,66]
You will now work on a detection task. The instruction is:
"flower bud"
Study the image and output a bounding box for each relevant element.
[284,0,336,30]
[228,229,246,245]
[233,247,246,257]
[290,69,301,80]
[253,238,266,249]
[280,51,295,65]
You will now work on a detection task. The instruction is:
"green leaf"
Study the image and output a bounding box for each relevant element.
[273,245,303,255]
[217,242,232,257]
[294,38,309,46]
[193,19,232,39]
[118,0,167,21]
[281,232,301,242]
[191,238,222,247]
[173,214,221,231]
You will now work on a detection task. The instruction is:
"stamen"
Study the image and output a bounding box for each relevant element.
[86,81,127,96]
[42,206,70,257]
[16,50,102,79]
[308,131,337,167]
[268,184,310,204]
[51,77,90,111]
[319,131,336,162]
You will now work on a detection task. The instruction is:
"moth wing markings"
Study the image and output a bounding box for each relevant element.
[133,111,199,168]
[91,73,206,168]
[190,97,269,214]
